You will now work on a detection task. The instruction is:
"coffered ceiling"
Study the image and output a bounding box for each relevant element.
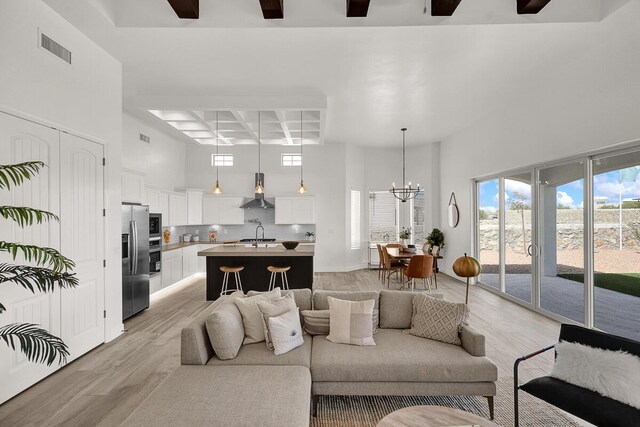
[148,109,324,145]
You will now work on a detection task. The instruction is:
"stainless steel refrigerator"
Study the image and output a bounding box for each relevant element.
[122,204,150,320]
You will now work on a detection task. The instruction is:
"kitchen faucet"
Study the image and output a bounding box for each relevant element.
[255,225,265,247]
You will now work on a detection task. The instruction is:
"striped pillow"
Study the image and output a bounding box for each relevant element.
[301,309,379,335]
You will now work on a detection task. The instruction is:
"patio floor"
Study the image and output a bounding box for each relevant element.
[479,273,640,341]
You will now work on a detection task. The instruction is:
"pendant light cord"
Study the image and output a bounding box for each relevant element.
[258,111,261,180]
[402,128,406,189]
[216,111,219,182]
[300,110,303,182]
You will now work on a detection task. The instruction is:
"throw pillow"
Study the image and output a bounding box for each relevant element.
[326,296,376,346]
[205,302,245,360]
[405,293,469,345]
[234,287,281,344]
[551,341,640,409]
[301,309,379,335]
[268,308,305,356]
[256,293,298,350]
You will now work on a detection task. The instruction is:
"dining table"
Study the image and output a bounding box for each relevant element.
[386,247,443,289]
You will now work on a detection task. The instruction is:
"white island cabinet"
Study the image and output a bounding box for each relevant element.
[275,196,315,224]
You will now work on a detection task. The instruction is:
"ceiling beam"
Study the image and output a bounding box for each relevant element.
[347,0,371,17]
[516,0,552,14]
[167,0,199,19]
[431,0,463,16]
[259,0,284,19]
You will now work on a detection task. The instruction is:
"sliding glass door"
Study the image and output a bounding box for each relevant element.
[504,173,533,303]
[538,161,585,323]
[592,151,640,341]
[477,179,500,289]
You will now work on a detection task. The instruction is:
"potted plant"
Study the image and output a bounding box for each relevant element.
[305,231,315,241]
[399,227,412,247]
[425,228,445,255]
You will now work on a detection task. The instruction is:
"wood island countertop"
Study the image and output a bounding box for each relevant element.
[198,244,314,257]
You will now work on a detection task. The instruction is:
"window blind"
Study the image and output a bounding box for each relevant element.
[369,191,398,243]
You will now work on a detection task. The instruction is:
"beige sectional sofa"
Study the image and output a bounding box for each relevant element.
[125,289,497,426]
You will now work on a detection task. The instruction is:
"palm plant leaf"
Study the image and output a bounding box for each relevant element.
[0,161,45,190]
[0,323,69,366]
[0,206,59,227]
[0,264,77,313]
[0,242,75,272]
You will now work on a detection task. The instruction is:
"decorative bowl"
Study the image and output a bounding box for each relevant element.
[404,247,417,253]
[282,241,299,250]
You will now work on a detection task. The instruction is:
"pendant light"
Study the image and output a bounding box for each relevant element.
[389,128,421,203]
[297,110,307,194]
[255,111,265,194]
[213,111,223,194]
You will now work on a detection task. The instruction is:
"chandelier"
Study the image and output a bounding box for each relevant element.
[390,128,422,203]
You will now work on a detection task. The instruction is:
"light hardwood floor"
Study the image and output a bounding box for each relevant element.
[0,270,563,426]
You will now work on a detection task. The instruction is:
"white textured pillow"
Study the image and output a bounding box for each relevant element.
[268,308,304,356]
[551,341,640,409]
[405,293,469,345]
[256,293,298,350]
[234,288,281,344]
[326,297,375,346]
[301,309,379,335]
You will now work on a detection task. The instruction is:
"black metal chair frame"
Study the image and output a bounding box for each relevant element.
[513,343,555,427]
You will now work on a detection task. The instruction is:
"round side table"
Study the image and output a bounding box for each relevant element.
[377,405,499,427]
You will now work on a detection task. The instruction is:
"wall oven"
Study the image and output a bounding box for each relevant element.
[149,213,162,239]
[149,213,162,275]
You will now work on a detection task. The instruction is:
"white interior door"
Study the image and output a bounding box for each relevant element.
[0,112,61,403]
[59,132,105,360]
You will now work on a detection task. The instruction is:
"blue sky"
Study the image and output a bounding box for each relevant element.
[478,167,640,211]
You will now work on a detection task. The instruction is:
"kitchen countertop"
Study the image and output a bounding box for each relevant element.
[162,240,315,253]
[198,245,314,257]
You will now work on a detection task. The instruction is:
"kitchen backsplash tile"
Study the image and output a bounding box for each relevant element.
[162,206,315,244]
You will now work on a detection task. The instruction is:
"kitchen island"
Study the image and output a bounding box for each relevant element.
[198,244,314,300]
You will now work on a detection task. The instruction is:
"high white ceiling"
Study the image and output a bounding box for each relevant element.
[43,0,635,147]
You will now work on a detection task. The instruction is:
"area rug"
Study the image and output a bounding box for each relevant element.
[311,376,581,427]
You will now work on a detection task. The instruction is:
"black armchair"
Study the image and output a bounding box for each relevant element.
[514,324,640,427]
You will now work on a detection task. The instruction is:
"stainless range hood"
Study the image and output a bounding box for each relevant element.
[240,173,274,209]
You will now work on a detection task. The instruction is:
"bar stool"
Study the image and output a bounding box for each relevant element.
[267,266,291,291]
[220,266,244,296]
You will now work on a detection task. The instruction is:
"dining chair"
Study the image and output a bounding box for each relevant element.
[382,247,404,288]
[386,243,402,249]
[402,254,435,292]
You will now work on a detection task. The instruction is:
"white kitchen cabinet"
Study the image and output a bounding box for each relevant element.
[219,197,244,224]
[158,192,170,225]
[186,190,203,225]
[202,196,244,225]
[275,196,315,224]
[122,169,145,204]
[162,249,183,288]
[150,275,162,295]
[182,245,200,279]
[169,193,187,226]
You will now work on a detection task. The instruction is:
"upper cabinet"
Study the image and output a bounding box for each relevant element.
[122,169,145,204]
[186,190,203,225]
[275,196,316,224]
[169,193,187,226]
[147,187,170,226]
[202,196,244,225]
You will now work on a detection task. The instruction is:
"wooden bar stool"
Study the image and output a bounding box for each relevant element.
[220,266,244,296]
[267,266,291,291]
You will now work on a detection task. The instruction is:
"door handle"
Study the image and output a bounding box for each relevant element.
[527,244,533,256]
[132,220,138,275]
[129,221,135,274]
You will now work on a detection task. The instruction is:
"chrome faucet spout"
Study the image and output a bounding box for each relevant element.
[255,225,265,247]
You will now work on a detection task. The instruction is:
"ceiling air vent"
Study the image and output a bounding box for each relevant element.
[139,133,151,144]
[40,33,72,65]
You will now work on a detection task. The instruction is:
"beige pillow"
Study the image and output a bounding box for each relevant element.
[234,288,281,344]
[268,308,304,356]
[406,293,469,345]
[205,302,245,360]
[326,296,376,346]
[301,309,379,335]
[256,293,297,350]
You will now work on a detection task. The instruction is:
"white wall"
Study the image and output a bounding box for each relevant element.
[122,111,186,190]
[0,0,123,340]
[438,1,640,277]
